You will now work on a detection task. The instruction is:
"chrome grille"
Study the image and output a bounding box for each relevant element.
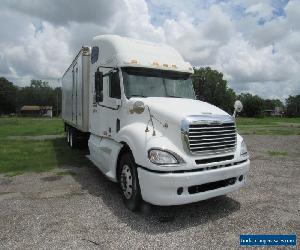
[188,122,236,154]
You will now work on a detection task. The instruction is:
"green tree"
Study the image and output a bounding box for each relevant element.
[30,79,50,88]
[18,82,53,107]
[53,87,62,116]
[263,99,284,110]
[286,95,300,117]
[192,67,236,113]
[0,77,17,114]
[238,93,264,117]
[17,80,61,116]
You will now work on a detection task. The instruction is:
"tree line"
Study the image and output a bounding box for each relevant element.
[0,67,299,117]
[192,67,299,117]
[0,77,61,116]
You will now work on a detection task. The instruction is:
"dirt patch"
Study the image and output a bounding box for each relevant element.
[41,176,63,182]
[0,177,12,185]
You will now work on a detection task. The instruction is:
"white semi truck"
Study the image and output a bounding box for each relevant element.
[62,35,250,211]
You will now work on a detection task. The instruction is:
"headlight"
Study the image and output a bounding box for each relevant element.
[240,140,248,156]
[148,149,183,165]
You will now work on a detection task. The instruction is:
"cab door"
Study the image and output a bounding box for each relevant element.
[89,68,122,174]
[101,70,122,138]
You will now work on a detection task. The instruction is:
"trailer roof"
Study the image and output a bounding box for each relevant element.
[92,35,193,73]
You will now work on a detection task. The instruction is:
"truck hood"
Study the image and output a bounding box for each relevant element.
[138,97,230,124]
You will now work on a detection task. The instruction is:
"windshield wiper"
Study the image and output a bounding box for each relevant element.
[166,95,183,98]
[130,94,147,98]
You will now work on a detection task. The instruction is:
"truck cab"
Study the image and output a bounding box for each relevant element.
[62,35,250,211]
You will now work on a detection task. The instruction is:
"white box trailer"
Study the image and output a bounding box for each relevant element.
[62,35,250,211]
[62,47,90,132]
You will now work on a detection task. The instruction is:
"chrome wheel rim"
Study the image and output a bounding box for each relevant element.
[120,164,133,199]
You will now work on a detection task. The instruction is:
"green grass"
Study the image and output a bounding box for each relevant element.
[0,117,88,176]
[0,138,88,176]
[0,117,64,138]
[0,116,299,176]
[236,117,300,125]
[236,117,300,135]
[0,139,57,176]
[266,150,288,157]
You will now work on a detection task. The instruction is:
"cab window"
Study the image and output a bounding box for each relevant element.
[109,71,121,99]
[91,47,99,64]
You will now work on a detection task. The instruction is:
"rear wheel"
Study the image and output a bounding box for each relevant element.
[66,126,70,144]
[69,128,77,149]
[118,152,142,211]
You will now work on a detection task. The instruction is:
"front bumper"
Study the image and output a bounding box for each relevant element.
[137,159,250,206]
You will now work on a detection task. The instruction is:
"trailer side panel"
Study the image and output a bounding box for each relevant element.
[62,47,90,132]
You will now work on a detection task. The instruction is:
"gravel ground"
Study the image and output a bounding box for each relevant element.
[0,135,299,249]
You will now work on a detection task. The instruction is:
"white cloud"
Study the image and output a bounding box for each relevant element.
[251,18,289,47]
[245,2,274,18]
[0,0,299,100]
[164,5,234,65]
[285,0,300,30]
[215,36,299,83]
[110,0,165,42]
[0,19,71,85]
[3,0,121,26]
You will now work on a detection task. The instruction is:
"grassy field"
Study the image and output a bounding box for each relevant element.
[236,117,300,135]
[0,117,299,176]
[0,117,64,137]
[0,118,88,176]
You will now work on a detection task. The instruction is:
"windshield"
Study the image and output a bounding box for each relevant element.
[122,67,195,99]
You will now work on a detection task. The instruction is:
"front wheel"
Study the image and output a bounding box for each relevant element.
[118,152,142,211]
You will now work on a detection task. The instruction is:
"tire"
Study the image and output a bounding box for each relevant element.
[118,152,142,211]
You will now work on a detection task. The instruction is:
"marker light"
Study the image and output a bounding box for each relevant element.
[130,59,138,64]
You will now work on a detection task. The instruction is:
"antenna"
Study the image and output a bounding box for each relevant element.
[144,105,168,136]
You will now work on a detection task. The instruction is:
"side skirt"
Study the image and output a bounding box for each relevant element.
[87,134,123,182]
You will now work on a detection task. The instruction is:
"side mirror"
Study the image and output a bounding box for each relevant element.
[95,71,103,102]
[131,101,145,114]
[233,100,243,117]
